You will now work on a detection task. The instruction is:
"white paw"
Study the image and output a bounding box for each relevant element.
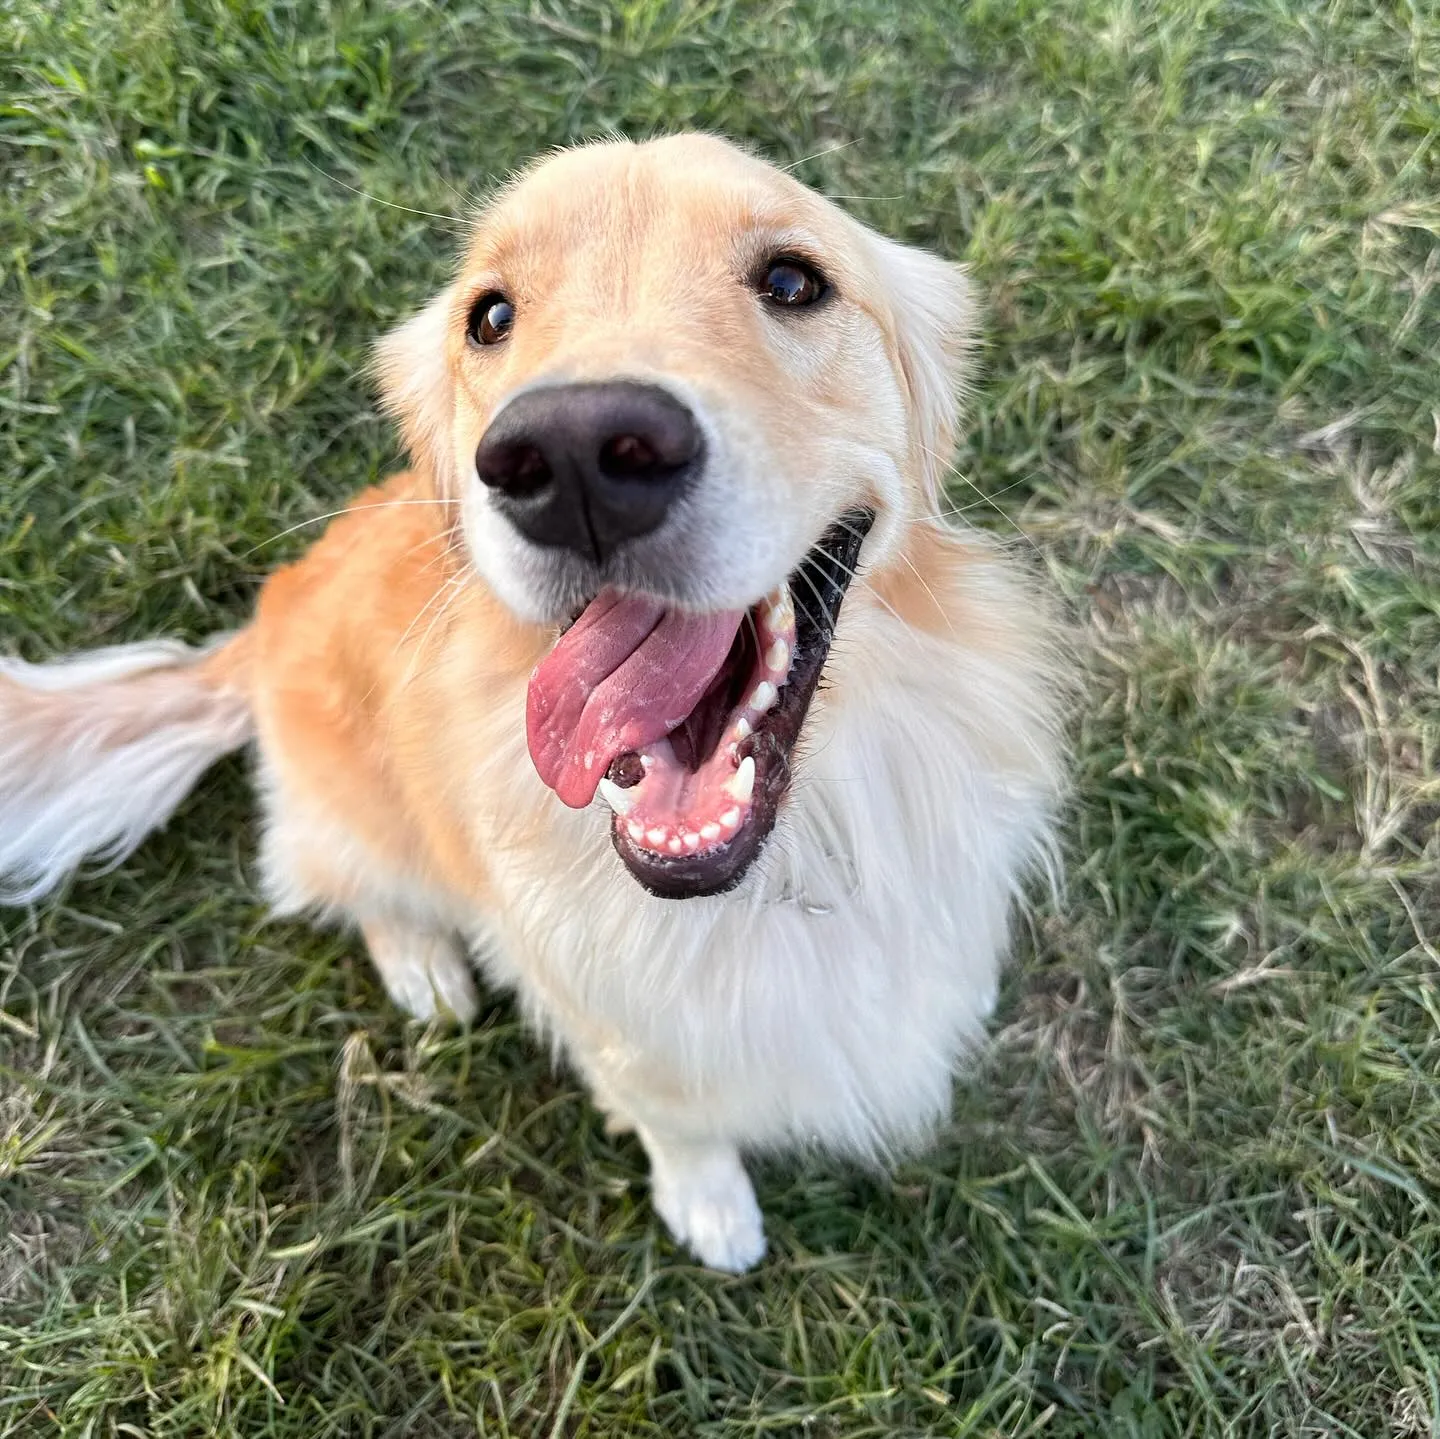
[650,1150,767,1273]
[379,936,479,1025]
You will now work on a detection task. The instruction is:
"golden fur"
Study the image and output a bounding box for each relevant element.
[0,135,1066,1270]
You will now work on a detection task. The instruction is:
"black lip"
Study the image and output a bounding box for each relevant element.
[610,507,875,899]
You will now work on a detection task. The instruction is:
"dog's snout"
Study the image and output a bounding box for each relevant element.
[475,382,702,563]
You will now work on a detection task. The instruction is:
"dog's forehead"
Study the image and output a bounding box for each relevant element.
[463,137,841,280]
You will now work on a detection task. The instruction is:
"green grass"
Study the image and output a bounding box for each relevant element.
[2,0,1438,1432]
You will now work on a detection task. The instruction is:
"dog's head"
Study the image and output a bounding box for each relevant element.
[377,134,974,899]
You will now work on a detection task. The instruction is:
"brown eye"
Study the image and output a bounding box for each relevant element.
[759,257,828,308]
[467,293,514,346]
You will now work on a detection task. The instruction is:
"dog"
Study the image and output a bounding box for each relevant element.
[0,134,1066,1271]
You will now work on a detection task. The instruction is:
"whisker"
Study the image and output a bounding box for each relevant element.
[918,477,1039,525]
[742,606,762,657]
[895,549,954,636]
[394,522,466,586]
[793,561,905,633]
[919,446,1045,556]
[779,139,862,173]
[795,531,909,630]
[242,499,459,557]
[787,585,826,636]
[396,571,470,696]
[389,546,466,664]
[374,571,473,760]
[303,158,467,227]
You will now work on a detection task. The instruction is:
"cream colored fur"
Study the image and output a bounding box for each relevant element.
[0,639,251,903]
[0,135,1067,1272]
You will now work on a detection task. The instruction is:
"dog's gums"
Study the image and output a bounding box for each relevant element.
[526,510,875,898]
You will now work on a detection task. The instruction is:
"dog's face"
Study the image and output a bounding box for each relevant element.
[378,134,974,898]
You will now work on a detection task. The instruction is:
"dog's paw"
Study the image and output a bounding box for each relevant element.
[366,926,479,1025]
[650,1147,766,1273]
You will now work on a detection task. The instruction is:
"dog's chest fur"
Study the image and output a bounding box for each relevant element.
[256,593,1057,1157]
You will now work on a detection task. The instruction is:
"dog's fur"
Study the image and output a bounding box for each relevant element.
[0,135,1066,1270]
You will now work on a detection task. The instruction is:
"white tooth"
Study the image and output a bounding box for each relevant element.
[719,807,742,830]
[598,778,634,815]
[728,755,755,803]
[627,820,645,841]
[765,639,789,674]
[750,681,778,714]
[734,717,752,740]
[763,586,793,632]
[667,836,683,854]
[646,827,667,847]
[701,823,721,842]
[683,832,701,851]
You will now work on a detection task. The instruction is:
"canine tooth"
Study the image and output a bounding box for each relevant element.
[765,639,789,674]
[683,832,701,851]
[646,827,667,847]
[728,755,756,803]
[598,777,634,816]
[627,820,645,841]
[750,681,777,714]
[700,822,721,842]
[667,836,684,854]
[719,807,742,830]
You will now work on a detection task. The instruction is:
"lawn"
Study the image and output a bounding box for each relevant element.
[2,0,1438,1433]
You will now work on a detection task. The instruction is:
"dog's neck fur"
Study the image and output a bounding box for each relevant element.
[249,475,1062,1167]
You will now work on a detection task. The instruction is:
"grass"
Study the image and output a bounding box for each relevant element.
[1,0,1438,1432]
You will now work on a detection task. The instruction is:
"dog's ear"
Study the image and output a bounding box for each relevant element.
[373,285,458,487]
[870,235,975,510]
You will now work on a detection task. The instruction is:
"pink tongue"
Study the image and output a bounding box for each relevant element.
[526,590,744,808]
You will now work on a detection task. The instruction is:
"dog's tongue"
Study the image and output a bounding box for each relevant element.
[527,590,743,808]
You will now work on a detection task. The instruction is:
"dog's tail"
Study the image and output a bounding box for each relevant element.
[0,631,255,903]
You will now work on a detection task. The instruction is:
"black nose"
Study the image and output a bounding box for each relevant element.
[474,381,703,563]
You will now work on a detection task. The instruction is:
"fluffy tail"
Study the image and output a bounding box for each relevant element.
[0,632,254,903]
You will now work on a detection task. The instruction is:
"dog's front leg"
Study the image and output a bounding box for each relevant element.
[361,917,479,1024]
[636,1124,766,1273]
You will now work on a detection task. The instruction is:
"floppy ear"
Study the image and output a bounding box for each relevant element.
[373,285,459,487]
[870,235,975,511]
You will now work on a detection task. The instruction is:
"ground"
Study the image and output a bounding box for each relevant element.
[1,0,1438,1434]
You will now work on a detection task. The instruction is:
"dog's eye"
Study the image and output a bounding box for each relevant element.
[467,293,515,346]
[758,258,828,309]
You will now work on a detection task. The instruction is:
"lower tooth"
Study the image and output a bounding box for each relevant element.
[667,836,683,854]
[728,755,756,803]
[719,808,742,830]
[683,832,701,851]
[597,777,634,815]
[627,821,645,841]
[646,827,667,847]
[700,823,721,842]
[765,639,789,673]
[750,681,778,714]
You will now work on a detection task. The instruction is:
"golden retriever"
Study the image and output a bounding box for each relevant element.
[0,134,1066,1270]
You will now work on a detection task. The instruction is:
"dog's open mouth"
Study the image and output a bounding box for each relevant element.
[525,509,874,898]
